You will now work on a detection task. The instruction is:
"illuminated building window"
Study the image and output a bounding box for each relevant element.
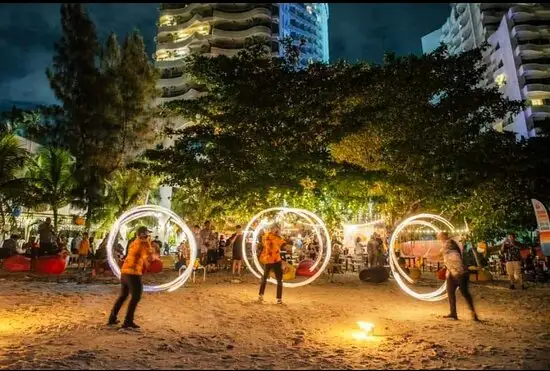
[531,98,544,106]
[159,15,175,27]
[494,73,507,87]
[175,22,210,42]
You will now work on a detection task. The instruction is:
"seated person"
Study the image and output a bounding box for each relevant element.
[0,235,18,259]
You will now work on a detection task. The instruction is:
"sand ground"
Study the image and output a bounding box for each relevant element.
[0,270,549,370]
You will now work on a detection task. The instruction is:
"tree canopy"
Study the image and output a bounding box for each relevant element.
[36,3,158,227]
[144,41,550,240]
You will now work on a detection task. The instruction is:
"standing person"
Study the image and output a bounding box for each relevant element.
[199,221,215,268]
[438,232,479,321]
[77,232,90,271]
[108,226,152,329]
[501,233,525,290]
[38,217,55,255]
[23,236,37,255]
[229,225,244,277]
[1,234,18,257]
[367,233,380,268]
[217,235,226,271]
[258,223,287,304]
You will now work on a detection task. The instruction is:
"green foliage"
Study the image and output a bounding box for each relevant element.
[92,169,159,233]
[42,4,159,228]
[26,147,76,232]
[144,40,547,241]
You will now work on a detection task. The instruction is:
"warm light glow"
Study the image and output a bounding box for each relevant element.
[389,213,455,302]
[242,207,332,288]
[495,73,507,87]
[106,205,197,293]
[531,98,544,106]
[352,331,370,340]
[159,15,175,27]
[357,321,375,335]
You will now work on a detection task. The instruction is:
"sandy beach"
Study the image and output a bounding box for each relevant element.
[0,270,549,370]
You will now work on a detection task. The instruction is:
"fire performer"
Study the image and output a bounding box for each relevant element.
[108,226,152,329]
[258,223,287,304]
[438,231,479,321]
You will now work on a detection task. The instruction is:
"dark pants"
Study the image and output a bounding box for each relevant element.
[446,273,476,317]
[259,261,283,300]
[110,274,143,324]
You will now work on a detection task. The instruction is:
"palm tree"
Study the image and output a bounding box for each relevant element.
[0,134,29,231]
[92,169,158,232]
[27,147,76,233]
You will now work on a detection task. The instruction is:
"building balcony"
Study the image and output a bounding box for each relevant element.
[509,6,537,19]
[211,25,272,39]
[157,33,209,52]
[160,3,211,16]
[525,105,550,118]
[158,14,214,34]
[515,43,550,57]
[157,75,187,88]
[522,83,550,96]
[519,63,550,76]
[212,7,272,22]
[155,89,208,105]
[512,24,541,37]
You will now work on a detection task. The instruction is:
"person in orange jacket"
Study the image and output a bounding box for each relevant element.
[258,223,287,304]
[108,226,152,329]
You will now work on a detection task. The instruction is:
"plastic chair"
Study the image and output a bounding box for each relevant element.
[179,264,206,283]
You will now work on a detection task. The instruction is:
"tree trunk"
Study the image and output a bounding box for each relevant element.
[52,205,59,234]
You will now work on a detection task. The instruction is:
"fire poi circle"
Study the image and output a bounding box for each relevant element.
[241,207,332,288]
[389,213,456,302]
[105,205,197,293]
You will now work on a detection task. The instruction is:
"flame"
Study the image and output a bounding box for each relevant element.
[357,321,375,335]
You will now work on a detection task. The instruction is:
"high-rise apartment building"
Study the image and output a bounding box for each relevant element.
[155,3,329,106]
[422,3,550,138]
[154,3,329,209]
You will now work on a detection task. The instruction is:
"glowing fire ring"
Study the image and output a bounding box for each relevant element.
[389,213,456,302]
[106,205,197,293]
[242,207,332,288]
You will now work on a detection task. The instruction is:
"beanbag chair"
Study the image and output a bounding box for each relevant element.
[409,267,422,280]
[269,261,296,280]
[146,259,163,274]
[359,266,389,283]
[296,259,319,277]
[36,256,66,275]
[436,267,447,280]
[2,255,31,272]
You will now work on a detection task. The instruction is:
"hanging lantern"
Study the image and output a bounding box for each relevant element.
[74,216,85,226]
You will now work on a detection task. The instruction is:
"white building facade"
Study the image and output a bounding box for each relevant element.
[422,3,549,138]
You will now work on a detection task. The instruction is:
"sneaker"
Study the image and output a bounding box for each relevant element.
[277,299,283,305]
[121,322,140,329]
[107,318,119,326]
[509,284,516,290]
[257,295,264,303]
[442,314,458,320]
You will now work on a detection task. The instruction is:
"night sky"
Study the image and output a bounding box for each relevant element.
[0,3,450,109]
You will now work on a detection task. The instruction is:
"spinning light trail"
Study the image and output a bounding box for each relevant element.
[242,207,332,288]
[388,213,456,302]
[106,205,197,293]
